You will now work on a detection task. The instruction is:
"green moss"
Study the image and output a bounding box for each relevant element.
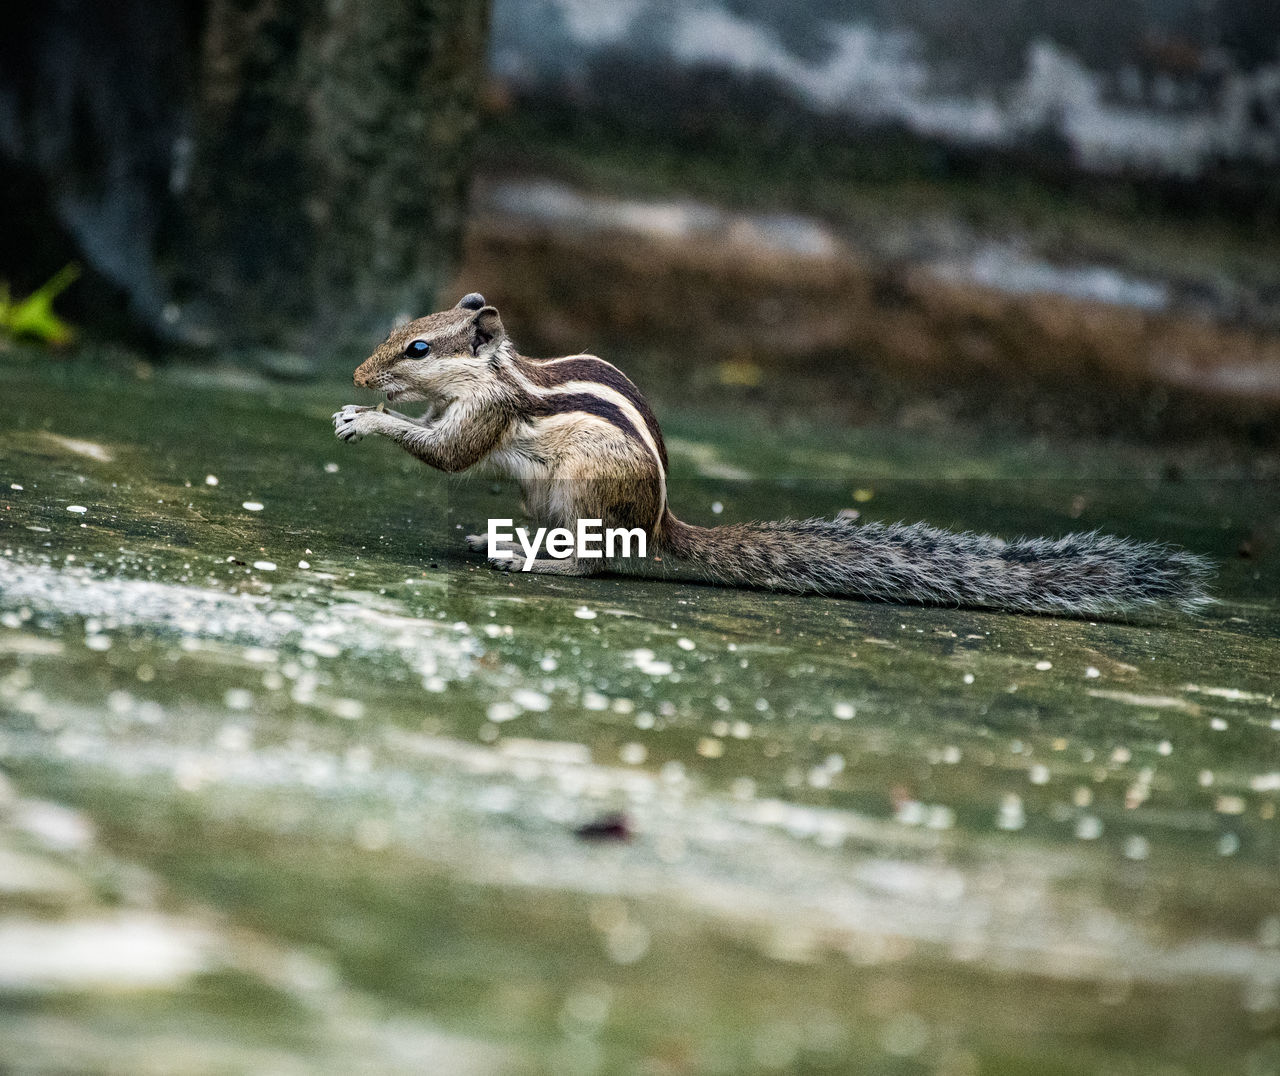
[0,353,1277,1073]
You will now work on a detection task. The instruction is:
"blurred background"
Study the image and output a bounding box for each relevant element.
[3,0,1280,446]
[474,0,1280,446]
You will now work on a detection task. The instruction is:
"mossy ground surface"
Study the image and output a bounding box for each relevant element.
[1,353,1278,1074]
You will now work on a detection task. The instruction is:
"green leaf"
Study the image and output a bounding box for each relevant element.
[1,264,80,345]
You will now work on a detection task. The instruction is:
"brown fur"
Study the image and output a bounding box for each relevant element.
[335,295,1212,616]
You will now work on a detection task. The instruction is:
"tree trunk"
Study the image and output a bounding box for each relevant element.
[0,0,489,360]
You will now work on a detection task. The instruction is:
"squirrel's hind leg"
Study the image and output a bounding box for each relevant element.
[465,534,600,576]
[490,554,599,577]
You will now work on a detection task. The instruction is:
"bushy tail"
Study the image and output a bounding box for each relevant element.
[658,515,1212,617]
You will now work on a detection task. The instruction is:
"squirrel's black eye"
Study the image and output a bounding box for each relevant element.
[404,339,430,358]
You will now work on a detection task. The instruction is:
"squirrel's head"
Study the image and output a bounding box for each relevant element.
[353,293,508,402]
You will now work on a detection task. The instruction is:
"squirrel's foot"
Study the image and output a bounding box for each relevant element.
[478,538,524,570]
[333,404,377,442]
[493,555,597,577]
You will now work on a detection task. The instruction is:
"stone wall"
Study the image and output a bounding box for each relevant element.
[490,0,1280,182]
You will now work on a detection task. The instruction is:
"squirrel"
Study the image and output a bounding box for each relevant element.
[333,293,1212,618]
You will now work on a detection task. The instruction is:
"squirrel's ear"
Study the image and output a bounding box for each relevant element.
[470,305,504,354]
[456,292,485,311]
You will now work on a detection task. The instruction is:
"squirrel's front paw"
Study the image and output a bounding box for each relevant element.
[333,405,375,443]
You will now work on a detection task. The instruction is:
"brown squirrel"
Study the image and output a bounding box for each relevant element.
[333,293,1211,617]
